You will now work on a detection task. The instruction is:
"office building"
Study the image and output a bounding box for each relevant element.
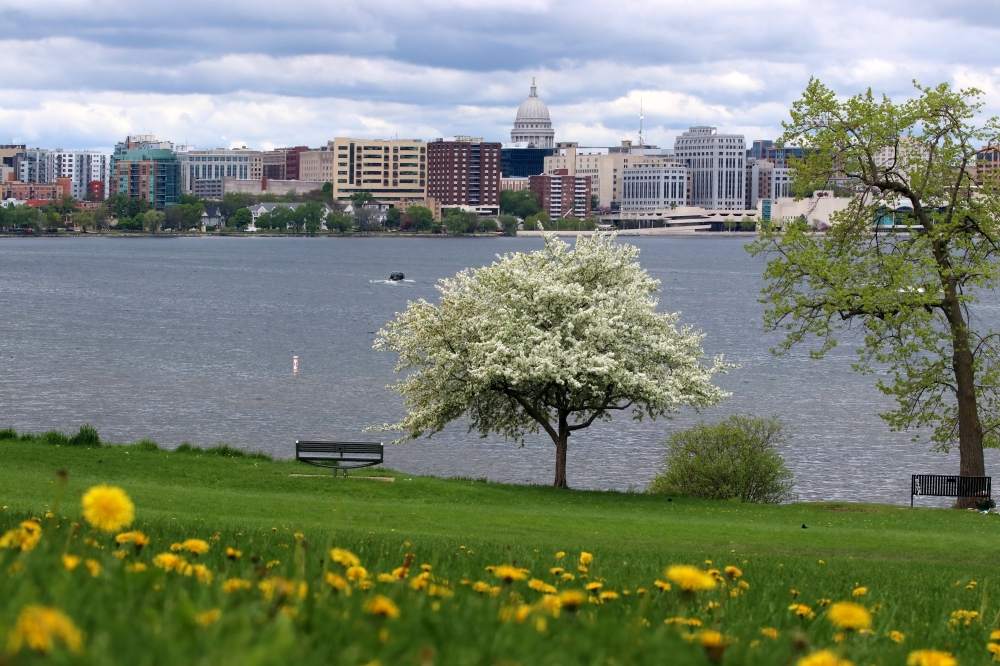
[326,138,426,204]
[544,142,671,210]
[0,145,25,170]
[746,159,792,209]
[529,171,591,219]
[620,163,690,211]
[177,147,261,195]
[261,147,309,180]
[674,127,746,210]
[109,135,181,209]
[427,137,501,206]
[511,78,555,148]
[299,148,335,183]
[500,145,554,178]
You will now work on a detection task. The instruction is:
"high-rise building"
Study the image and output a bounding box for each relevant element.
[500,145,554,178]
[673,127,746,210]
[15,149,56,184]
[427,137,501,206]
[544,142,672,210]
[176,147,261,195]
[109,135,181,210]
[0,145,25,170]
[529,171,591,219]
[745,159,792,209]
[511,78,555,149]
[298,147,335,183]
[327,137,426,204]
[621,163,689,211]
[52,150,110,199]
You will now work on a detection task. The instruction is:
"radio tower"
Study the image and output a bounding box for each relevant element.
[638,99,645,148]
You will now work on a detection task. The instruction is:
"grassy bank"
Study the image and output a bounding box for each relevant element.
[2,431,998,664]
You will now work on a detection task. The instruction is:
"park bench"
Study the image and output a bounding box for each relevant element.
[910,474,991,508]
[295,441,384,477]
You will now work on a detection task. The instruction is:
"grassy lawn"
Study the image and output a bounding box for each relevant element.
[1,433,998,665]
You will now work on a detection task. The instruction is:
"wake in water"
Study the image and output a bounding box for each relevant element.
[369,279,416,284]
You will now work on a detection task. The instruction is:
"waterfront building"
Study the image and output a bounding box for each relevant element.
[0,181,66,202]
[501,177,530,192]
[511,79,555,149]
[620,162,690,211]
[745,159,792,209]
[759,190,850,228]
[673,126,746,210]
[299,148,335,183]
[177,147,261,195]
[109,135,181,210]
[427,137,501,206]
[51,151,110,200]
[14,149,55,185]
[261,147,309,180]
[544,142,671,210]
[529,171,591,219]
[500,144,554,178]
[326,137,426,205]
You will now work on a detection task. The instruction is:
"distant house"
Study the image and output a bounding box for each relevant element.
[202,206,225,227]
[247,202,331,222]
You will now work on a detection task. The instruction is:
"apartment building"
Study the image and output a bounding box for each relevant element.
[674,127,746,210]
[745,159,792,209]
[621,163,690,211]
[109,136,180,210]
[427,137,501,206]
[298,148,335,183]
[529,171,591,219]
[544,142,671,209]
[260,147,309,180]
[15,149,56,185]
[52,151,110,199]
[176,147,261,195]
[327,138,426,204]
[0,181,66,202]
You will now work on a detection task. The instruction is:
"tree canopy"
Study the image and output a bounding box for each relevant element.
[373,233,732,487]
[748,79,1000,496]
[500,189,542,220]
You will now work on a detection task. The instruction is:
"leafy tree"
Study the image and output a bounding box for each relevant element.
[354,207,382,232]
[524,211,551,230]
[75,210,94,231]
[591,193,600,210]
[180,194,201,206]
[220,192,254,217]
[386,207,401,229]
[106,194,152,220]
[143,210,165,233]
[0,204,41,231]
[647,414,796,503]
[232,208,253,229]
[500,189,542,219]
[373,234,732,487]
[91,205,110,231]
[443,213,467,236]
[403,206,434,232]
[499,214,518,236]
[326,210,353,233]
[351,191,374,207]
[748,80,1000,497]
[296,202,326,233]
[481,218,498,233]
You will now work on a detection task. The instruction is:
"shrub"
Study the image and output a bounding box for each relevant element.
[647,414,796,503]
[132,439,160,452]
[0,427,17,441]
[40,430,70,446]
[68,424,101,447]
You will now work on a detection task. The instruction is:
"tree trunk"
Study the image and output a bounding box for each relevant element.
[940,274,986,508]
[553,411,570,488]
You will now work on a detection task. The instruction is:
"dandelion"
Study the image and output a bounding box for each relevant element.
[555,551,565,559]
[579,552,593,566]
[988,643,1000,661]
[725,566,742,580]
[493,565,528,582]
[991,629,1000,641]
[761,627,779,639]
[85,559,101,577]
[666,565,717,592]
[550,567,564,576]
[889,631,905,643]
[0,520,42,551]
[226,547,242,560]
[852,586,867,597]
[789,603,816,620]
[190,564,212,584]
[528,579,547,592]
[377,573,395,583]
[827,602,871,631]
[6,606,83,655]
[906,650,957,666]
[967,581,978,590]
[115,531,149,550]
[791,589,800,598]
[195,609,221,627]
[61,555,81,571]
[599,591,619,601]
[697,630,731,663]
[586,582,603,592]
[170,543,183,552]
[324,572,351,594]
[330,548,360,568]
[537,594,562,617]
[153,552,187,573]
[181,539,209,555]
[222,578,252,593]
[347,566,369,581]
[365,595,400,619]
[578,565,588,573]
[266,560,280,568]
[948,609,979,627]
[472,582,492,594]
[558,590,587,611]
[817,598,830,607]
[81,485,134,532]
[797,649,855,666]
[126,562,146,572]
[562,572,575,581]
[654,580,672,591]
[391,566,408,579]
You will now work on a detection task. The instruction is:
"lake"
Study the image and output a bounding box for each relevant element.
[2,234,995,505]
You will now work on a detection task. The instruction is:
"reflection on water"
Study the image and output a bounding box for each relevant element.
[1,235,997,506]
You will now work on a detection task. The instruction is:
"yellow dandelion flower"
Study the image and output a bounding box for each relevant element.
[324,572,351,594]
[579,552,593,566]
[347,565,368,581]
[550,567,564,576]
[827,602,871,630]
[987,643,1000,660]
[365,595,400,619]
[0,520,42,552]
[698,630,731,661]
[725,566,742,580]
[528,578,547,591]
[906,650,957,666]
[152,552,187,573]
[558,590,587,611]
[266,559,280,568]
[126,562,146,572]
[222,578,252,593]
[377,573,395,583]
[81,485,134,532]
[666,565,717,592]
[797,649,855,666]
[578,565,588,573]
[190,564,212,584]
[705,601,720,611]
[890,631,905,643]
[789,603,816,620]
[870,603,883,613]
[493,565,528,582]
[391,566,408,579]
[85,559,101,577]
[113,550,128,560]
[817,597,830,606]
[330,548,360,568]
[555,551,565,559]
[115,531,149,549]
[194,609,221,627]
[948,609,979,627]
[599,591,619,601]
[6,606,83,655]
[226,547,242,560]
[169,543,183,552]
[966,581,977,590]
[61,555,81,571]
[537,594,562,617]
[761,627,779,639]
[791,589,800,598]
[991,629,1000,641]
[585,582,603,592]
[181,539,209,555]
[654,580,672,591]
[561,572,575,581]
[293,532,304,539]
[420,563,432,571]
[472,581,491,594]
[852,586,867,597]
[750,640,760,648]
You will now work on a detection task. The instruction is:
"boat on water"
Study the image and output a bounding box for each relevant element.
[388,272,405,281]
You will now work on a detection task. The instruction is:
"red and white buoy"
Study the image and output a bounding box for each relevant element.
[293,356,299,374]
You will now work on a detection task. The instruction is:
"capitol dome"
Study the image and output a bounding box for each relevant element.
[511,78,554,148]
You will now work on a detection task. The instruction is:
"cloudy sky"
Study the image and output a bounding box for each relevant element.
[2,0,999,152]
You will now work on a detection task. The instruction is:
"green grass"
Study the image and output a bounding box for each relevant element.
[1,431,999,665]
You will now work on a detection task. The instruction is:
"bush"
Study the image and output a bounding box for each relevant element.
[68,424,101,447]
[40,430,70,446]
[0,427,17,441]
[647,414,796,503]
[132,439,160,452]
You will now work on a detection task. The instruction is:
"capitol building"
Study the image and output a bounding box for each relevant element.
[510,78,554,148]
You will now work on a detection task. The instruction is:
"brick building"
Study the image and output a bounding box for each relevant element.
[109,136,181,210]
[0,181,66,202]
[427,137,501,206]
[529,171,592,219]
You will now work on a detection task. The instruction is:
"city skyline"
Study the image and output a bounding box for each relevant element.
[2,1,998,152]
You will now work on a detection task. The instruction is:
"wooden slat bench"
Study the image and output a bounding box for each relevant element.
[911,474,991,508]
[295,441,384,477]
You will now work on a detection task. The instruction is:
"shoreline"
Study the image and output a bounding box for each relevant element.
[0,230,762,239]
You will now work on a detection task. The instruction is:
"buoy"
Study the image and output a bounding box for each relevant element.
[293,356,298,374]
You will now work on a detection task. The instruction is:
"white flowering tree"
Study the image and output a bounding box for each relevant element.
[372,234,732,488]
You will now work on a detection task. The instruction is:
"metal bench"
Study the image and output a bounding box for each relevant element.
[911,474,991,507]
[295,441,384,477]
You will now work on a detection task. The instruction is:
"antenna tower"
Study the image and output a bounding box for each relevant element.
[638,99,645,148]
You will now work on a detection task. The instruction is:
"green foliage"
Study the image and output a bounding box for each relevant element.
[498,214,518,236]
[647,414,796,503]
[143,210,165,233]
[326,210,353,233]
[402,206,433,232]
[67,424,101,448]
[747,80,1000,482]
[499,189,541,219]
[40,430,70,446]
[106,194,152,220]
[524,211,550,230]
[0,427,17,441]
[0,204,42,230]
[232,208,253,229]
[164,202,205,230]
[385,207,401,229]
[480,218,498,233]
[350,191,374,207]
[132,439,160,452]
[442,209,478,236]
